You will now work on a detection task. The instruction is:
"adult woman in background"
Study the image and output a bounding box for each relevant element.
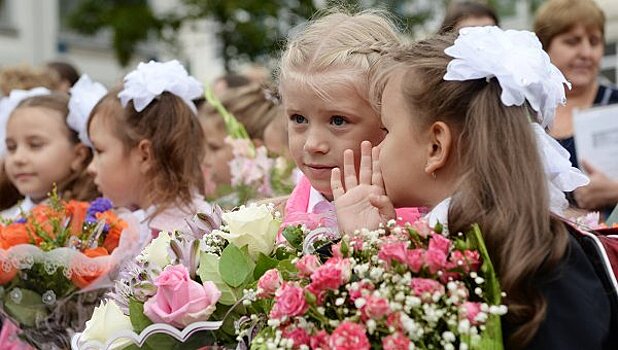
[535,0,618,212]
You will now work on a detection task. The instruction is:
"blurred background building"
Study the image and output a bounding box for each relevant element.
[0,0,615,87]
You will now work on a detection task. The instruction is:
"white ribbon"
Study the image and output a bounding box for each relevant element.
[68,74,108,147]
[0,87,51,155]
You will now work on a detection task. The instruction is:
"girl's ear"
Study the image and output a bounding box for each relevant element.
[424,121,453,176]
[136,139,154,174]
[70,143,90,172]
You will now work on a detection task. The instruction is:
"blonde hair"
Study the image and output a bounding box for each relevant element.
[0,64,59,95]
[0,93,98,209]
[534,0,605,50]
[199,83,280,140]
[278,9,401,103]
[89,88,204,215]
[371,34,569,348]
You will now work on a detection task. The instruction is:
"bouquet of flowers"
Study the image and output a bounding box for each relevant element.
[74,203,296,350]
[244,219,507,350]
[0,192,138,348]
[204,87,296,209]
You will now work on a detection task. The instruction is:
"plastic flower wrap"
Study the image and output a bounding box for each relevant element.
[74,203,294,349]
[242,219,507,350]
[204,87,296,209]
[0,191,139,348]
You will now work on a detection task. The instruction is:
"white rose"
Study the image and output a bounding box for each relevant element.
[80,300,133,349]
[140,231,172,268]
[218,204,281,259]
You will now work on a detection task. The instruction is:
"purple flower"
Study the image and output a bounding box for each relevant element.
[86,197,113,224]
[14,218,26,224]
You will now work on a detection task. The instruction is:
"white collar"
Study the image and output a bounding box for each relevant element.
[425,197,451,233]
[308,186,328,214]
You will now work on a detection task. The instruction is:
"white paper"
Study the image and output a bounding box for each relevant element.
[573,104,618,179]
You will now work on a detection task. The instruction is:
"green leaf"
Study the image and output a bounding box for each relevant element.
[129,299,152,333]
[253,253,279,280]
[281,225,304,250]
[4,289,47,327]
[198,253,241,305]
[219,244,253,288]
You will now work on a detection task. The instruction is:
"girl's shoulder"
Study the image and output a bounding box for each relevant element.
[0,198,34,221]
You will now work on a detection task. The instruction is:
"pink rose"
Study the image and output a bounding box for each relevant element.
[349,281,374,302]
[382,332,411,350]
[386,312,403,331]
[143,264,221,328]
[461,301,483,325]
[465,250,481,272]
[331,241,344,259]
[410,278,445,302]
[310,258,350,293]
[296,255,321,277]
[378,241,408,266]
[0,321,34,350]
[362,295,390,320]
[406,248,425,273]
[328,322,369,350]
[283,326,310,348]
[257,269,282,297]
[448,250,481,274]
[410,218,433,238]
[310,330,331,350]
[429,234,451,254]
[270,282,309,319]
[424,248,447,274]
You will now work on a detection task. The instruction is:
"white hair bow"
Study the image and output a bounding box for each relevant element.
[68,74,108,147]
[0,87,51,155]
[443,26,588,214]
[118,60,203,114]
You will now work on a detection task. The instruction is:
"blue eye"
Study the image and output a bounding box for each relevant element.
[291,114,307,124]
[331,116,347,126]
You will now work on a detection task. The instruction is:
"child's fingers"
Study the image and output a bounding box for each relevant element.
[371,145,385,192]
[369,194,396,221]
[359,141,373,185]
[331,168,345,200]
[343,149,358,190]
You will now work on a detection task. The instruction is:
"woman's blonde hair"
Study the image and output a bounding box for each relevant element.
[0,93,98,209]
[0,64,60,95]
[371,34,569,348]
[534,0,605,50]
[199,83,280,140]
[278,9,401,103]
[88,88,204,214]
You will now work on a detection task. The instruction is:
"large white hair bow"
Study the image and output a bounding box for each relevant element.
[118,60,203,114]
[0,87,51,155]
[68,74,108,147]
[443,26,588,214]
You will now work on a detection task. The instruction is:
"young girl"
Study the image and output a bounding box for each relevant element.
[87,60,211,241]
[0,88,98,219]
[332,27,617,348]
[277,10,422,233]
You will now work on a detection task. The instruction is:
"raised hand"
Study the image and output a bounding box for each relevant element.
[574,160,618,210]
[330,141,395,235]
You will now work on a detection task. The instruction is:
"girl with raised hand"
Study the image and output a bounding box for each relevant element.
[332,27,617,348]
[87,60,212,242]
[277,10,422,235]
[0,81,102,219]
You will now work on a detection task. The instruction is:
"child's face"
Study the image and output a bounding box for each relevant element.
[201,116,233,189]
[283,79,385,199]
[87,115,146,209]
[4,107,83,201]
[379,73,440,208]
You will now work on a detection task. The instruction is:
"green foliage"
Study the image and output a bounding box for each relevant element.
[219,244,255,288]
[4,289,47,327]
[197,253,242,305]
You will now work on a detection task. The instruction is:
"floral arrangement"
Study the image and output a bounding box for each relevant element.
[244,219,507,350]
[204,87,296,209]
[0,192,137,348]
[75,203,295,349]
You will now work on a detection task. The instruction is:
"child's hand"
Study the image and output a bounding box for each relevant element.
[331,141,395,235]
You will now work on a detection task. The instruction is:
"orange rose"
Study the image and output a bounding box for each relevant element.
[97,212,128,253]
[29,204,61,240]
[71,247,110,289]
[66,200,89,236]
[0,265,17,285]
[0,223,38,248]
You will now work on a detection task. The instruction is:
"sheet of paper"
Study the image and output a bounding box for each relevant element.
[573,104,618,179]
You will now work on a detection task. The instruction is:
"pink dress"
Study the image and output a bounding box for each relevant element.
[278,175,424,242]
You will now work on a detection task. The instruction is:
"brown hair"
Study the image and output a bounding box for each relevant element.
[438,0,499,35]
[199,83,280,140]
[88,89,205,213]
[534,0,605,50]
[0,93,98,209]
[0,64,59,95]
[46,61,80,87]
[371,34,569,348]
